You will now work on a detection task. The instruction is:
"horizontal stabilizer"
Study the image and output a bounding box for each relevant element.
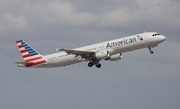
[15,62,33,65]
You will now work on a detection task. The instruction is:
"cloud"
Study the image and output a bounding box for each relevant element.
[0,0,180,109]
[0,13,27,34]
[48,1,96,26]
[98,0,180,29]
[1,0,180,34]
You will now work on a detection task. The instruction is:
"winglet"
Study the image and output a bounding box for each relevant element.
[56,48,63,52]
[55,48,59,52]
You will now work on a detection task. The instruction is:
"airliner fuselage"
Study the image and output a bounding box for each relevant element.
[15,32,166,68]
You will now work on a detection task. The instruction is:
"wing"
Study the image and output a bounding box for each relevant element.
[56,48,95,59]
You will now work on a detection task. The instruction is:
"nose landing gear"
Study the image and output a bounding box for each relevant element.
[148,47,154,54]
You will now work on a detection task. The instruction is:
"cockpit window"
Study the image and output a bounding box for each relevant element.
[152,33,160,36]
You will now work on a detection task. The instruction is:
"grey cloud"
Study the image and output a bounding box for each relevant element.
[0,0,180,109]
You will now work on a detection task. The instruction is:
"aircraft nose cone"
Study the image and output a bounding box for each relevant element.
[159,35,166,42]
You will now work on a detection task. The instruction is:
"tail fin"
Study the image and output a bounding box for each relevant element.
[16,40,43,63]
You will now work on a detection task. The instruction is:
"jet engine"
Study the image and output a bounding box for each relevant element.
[105,53,122,61]
[95,50,110,59]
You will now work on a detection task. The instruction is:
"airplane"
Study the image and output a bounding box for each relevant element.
[15,32,166,68]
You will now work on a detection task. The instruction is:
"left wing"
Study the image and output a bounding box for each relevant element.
[56,48,95,59]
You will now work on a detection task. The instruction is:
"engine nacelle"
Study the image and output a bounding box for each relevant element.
[95,50,110,59]
[105,53,122,61]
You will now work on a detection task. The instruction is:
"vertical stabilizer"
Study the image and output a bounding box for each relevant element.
[16,40,46,67]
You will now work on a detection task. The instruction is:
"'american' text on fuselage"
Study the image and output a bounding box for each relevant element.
[106,37,136,48]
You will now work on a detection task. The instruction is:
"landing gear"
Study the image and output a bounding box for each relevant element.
[148,47,154,54]
[88,62,93,67]
[88,61,101,68]
[96,63,101,68]
[150,51,154,54]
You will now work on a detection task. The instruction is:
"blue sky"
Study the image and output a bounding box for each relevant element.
[0,0,180,109]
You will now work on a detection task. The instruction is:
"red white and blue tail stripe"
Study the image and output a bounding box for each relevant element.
[16,40,46,67]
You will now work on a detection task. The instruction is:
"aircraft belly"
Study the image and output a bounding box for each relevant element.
[46,55,82,67]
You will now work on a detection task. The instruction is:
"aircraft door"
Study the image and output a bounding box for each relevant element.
[143,32,149,42]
